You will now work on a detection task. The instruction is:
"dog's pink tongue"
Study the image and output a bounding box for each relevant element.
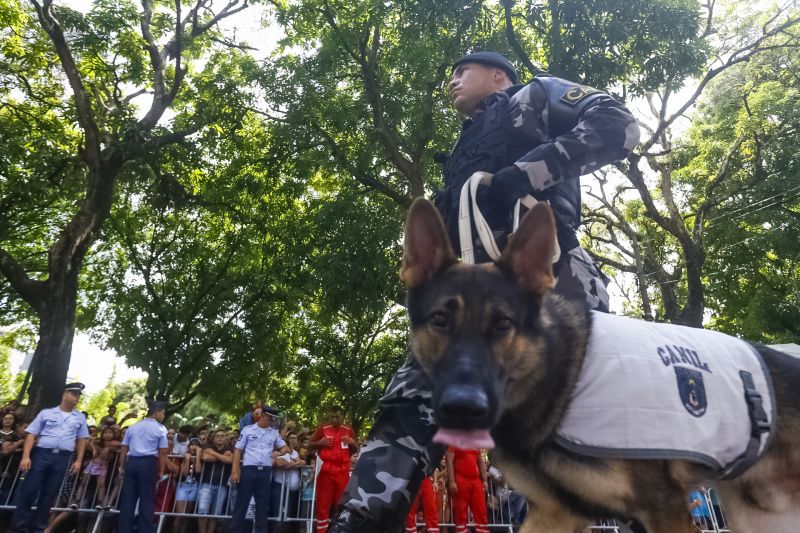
[433,428,495,450]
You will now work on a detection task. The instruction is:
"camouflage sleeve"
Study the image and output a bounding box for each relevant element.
[509,80,640,191]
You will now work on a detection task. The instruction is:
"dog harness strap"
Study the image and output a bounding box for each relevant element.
[458,172,559,265]
[458,171,500,264]
[722,370,772,479]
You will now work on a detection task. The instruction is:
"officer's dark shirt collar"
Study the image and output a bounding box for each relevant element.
[461,84,525,130]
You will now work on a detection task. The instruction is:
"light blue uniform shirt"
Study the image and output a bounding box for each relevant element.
[122,418,168,457]
[235,424,286,467]
[26,407,90,452]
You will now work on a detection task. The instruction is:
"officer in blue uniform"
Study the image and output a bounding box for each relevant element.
[10,382,90,533]
[229,406,291,533]
[331,52,641,532]
[117,399,169,533]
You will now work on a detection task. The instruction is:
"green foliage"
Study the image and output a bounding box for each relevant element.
[517,0,707,92]
[80,375,116,425]
[684,46,800,342]
[4,0,799,427]
[0,342,13,401]
[113,377,148,423]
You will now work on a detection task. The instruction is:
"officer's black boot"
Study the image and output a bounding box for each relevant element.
[328,508,389,533]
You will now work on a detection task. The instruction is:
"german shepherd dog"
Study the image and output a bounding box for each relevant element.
[399,198,800,533]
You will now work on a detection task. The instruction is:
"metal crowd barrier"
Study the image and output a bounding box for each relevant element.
[0,450,320,533]
[582,487,731,533]
[0,447,733,532]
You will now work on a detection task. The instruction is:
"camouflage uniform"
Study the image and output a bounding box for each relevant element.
[332,73,640,532]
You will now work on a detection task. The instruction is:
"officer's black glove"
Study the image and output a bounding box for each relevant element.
[487,165,531,211]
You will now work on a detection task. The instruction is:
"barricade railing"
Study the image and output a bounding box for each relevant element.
[416,475,516,532]
[0,450,318,533]
[0,447,733,532]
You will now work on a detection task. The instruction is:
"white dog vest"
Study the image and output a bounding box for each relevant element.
[555,312,774,479]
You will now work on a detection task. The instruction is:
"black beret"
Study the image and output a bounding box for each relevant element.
[452,52,518,84]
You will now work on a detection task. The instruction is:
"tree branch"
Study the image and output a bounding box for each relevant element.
[0,247,46,312]
[641,10,800,152]
[29,0,102,171]
[501,0,542,77]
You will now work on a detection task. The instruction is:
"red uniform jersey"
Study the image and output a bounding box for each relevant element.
[312,423,356,533]
[311,423,355,472]
[449,448,488,533]
[451,448,481,480]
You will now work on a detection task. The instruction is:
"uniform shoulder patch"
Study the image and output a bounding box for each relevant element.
[560,85,602,105]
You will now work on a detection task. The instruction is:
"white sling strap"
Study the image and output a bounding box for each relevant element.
[458,171,560,265]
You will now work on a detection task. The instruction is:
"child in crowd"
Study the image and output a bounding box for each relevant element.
[75,426,121,510]
[173,437,203,533]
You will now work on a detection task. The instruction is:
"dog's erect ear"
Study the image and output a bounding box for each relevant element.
[400,198,457,288]
[498,202,557,294]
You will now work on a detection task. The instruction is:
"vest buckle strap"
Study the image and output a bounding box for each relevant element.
[721,369,772,479]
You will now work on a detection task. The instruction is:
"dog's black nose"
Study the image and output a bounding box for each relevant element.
[438,385,490,428]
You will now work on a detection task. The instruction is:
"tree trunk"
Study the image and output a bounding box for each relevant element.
[680,250,706,328]
[23,160,119,419]
[25,273,79,418]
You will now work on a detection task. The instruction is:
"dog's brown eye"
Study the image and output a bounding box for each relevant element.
[429,311,449,329]
[492,317,514,335]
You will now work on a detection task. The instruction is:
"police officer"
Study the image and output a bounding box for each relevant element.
[330,52,641,532]
[229,405,291,533]
[10,382,90,533]
[117,399,169,533]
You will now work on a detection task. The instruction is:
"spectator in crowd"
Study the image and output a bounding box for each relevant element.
[432,460,449,527]
[117,400,169,533]
[690,489,714,530]
[405,475,439,533]
[299,435,310,450]
[174,437,203,533]
[0,415,24,506]
[271,431,304,532]
[239,401,264,431]
[75,425,121,510]
[299,455,317,521]
[296,444,310,464]
[280,419,297,440]
[229,406,290,533]
[155,432,184,515]
[486,460,526,527]
[100,404,137,430]
[10,382,89,533]
[309,406,357,533]
[446,447,489,533]
[12,406,26,426]
[100,405,118,427]
[198,426,210,447]
[1,412,15,441]
[167,427,176,449]
[173,425,194,455]
[198,429,234,533]
[229,428,240,447]
[2,401,21,417]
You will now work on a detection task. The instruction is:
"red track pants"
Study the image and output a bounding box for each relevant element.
[453,476,488,533]
[405,476,439,533]
[315,468,350,533]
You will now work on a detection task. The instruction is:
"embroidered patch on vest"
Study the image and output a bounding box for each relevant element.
[560,85,601,105]
[675,367,707,418]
